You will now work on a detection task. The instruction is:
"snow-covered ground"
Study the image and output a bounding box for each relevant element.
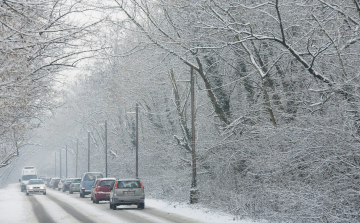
[0,183,263,223]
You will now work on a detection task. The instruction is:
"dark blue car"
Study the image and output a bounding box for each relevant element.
[79,172,103,198]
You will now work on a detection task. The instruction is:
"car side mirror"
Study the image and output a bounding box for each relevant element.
[108,186,113,191]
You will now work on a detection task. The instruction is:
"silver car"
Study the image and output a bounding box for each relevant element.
[69,178,81,194]
[57,179,65,191]
[26,179,46,195]
[109,178,145,210]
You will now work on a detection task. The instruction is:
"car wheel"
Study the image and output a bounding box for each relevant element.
[110,203,113,209]
[112,203,117,210]
[43,192,46,195]
[95,198,99,204]
[92,198,95,203]
[21,187,23,192]
[138,203,145,209]
[58,188,60,191]
[26,192,29,196]
[69,190,73,194]
[90,195,93,200]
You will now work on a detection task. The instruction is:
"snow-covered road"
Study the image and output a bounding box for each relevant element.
[0,183,254,223]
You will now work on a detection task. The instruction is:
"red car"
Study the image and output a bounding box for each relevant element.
[92,178,115,203]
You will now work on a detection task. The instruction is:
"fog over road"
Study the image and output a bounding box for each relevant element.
[0,184,203,223]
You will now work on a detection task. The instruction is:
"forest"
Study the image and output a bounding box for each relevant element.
[1,0,360,222]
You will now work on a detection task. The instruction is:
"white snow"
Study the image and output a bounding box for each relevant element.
[0,183,263,223]
[0,183,36,222]
[145,199,262,223]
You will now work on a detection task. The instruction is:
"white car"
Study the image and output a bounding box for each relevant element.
[26,179,46,195]
[58,179,65,191]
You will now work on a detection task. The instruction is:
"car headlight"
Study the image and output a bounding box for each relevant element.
[40,187,45,189]
[29,187,33,190]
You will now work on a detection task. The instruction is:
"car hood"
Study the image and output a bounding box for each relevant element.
[27,184,45,187]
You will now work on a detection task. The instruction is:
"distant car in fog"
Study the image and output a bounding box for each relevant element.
[92,178,115,204]
[26,179,46,195]
[44,178,51,187]
[57,179,65,191]
[69,178,81,194]
[63,178,74,192]
[80,172,104,198]
[49,178,54,187]
[51,178,60,189]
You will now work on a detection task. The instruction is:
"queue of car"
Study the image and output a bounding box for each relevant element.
[21,170,145,210]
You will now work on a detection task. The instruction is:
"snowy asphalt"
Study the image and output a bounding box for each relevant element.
[1,183,202,223]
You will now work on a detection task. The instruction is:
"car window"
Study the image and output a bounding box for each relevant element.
[84,173,103,181]
[72,179,81,183]
[99,180,115,187]
[22,175,37,181]
[29,180,44,185]
[117,181,140,188]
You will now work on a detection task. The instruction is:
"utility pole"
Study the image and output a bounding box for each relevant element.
[76,139,78,178]
[66,145,68,178]
[105,120,108,178]
[136,103,139,178]
[55,152,57,177]
[88,132,90,172]
[190,66,197,204]
[60,149,62,178]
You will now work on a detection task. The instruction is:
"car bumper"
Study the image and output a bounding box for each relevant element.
[112,198,145,205]
[111,195,145,205]
[81,189,91,195]
[95,192,111,200]
[27,189,46,193]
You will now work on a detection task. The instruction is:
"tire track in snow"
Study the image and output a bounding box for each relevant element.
[46,193,96,223]
[28,196,55,223]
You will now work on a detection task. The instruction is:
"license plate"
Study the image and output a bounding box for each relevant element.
[105,194,109,196]
[124,191,134,194]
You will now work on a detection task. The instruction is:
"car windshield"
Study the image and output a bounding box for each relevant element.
[116,181,141,188]
[99,180,115,187]
[72,179,81,183]
[65,179,73,182]
[28,180,44,185]
[22,175,37,181]
[84,173,103,181]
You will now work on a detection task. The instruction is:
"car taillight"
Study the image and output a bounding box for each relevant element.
[96,188,99,191]
[82,186,85,189]
[114,181,118,189]
[139,180,144,189]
